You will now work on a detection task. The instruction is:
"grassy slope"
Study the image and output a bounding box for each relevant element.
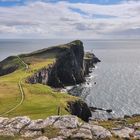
[0,54,77,119]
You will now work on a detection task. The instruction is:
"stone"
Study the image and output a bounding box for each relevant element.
[3,116,31,135]
[106,109,112,113]
[50,136,64,140]
[91,125,112,139]
[0,128,14,137]
[0,117,9,128]
[67,100,92,122]
[134,122,140,128]
[33,136,49,140]
[60,128,76,137]
[21,130,42,138]
[134,130,140,139]
[0,116,30,135]
[26,119,51,130]
[111,127,134,138]
[7,116,30,129]
[71,127,92,140]
[81,123,92,130]
[52,115,80,129]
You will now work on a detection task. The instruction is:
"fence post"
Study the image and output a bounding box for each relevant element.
[57,106,61,115]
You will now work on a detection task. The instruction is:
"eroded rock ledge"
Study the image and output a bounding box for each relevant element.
[0,115,112,140]
[1,115,140,139]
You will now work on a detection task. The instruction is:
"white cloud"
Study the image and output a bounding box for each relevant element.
[0,1,140,39]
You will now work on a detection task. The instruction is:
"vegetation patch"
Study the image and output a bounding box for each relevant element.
[0,54,77,119]
[43,125,61,139]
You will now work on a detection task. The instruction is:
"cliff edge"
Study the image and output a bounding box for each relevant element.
[27,40,100,87]
[0,40,100,122]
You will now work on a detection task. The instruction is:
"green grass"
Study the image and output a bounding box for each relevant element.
[43,125,61,139]
[98,116,140,131]
[0,57,77,119]
[7,83,77,119]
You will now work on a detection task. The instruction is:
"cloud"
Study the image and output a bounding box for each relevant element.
[0,0,139,38]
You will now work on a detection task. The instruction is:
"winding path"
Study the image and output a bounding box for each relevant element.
[0,56,28,116]
[17,56,29,70]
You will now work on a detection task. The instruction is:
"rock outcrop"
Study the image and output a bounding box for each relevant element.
[0,115,112,140]
[1,115,140,139]
[0,56,21,76]
[84,52,101,75]
[66,100,92,122]
[27,40,100,87]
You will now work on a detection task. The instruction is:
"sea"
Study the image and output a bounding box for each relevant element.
[0,39,140,119]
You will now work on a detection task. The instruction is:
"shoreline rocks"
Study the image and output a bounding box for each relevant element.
[66,100,92,122]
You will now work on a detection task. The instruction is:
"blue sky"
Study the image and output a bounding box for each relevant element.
[0,0,123,6]
[0,0,139,39]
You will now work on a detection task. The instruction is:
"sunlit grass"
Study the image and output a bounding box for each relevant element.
[0,57,77,119]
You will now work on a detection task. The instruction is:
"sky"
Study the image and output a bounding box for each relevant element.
[0,0,140,39]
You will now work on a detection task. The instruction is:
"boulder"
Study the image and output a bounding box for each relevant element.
[26,119,51,130]
[0,116,30,135]
[0,128,14,137]
[60,128,77,137]
[67,100,92,122]
[50,136,65,140]
[21,130,42,138]
[111,127,134,138]
[134,122,140,128]
[7,116,30,129]
[0,117,9,128]
[71,127,93,140]
[33,136,49,140]
[91,125,112,139]
[134,130,140,139]
[52,115,80,129]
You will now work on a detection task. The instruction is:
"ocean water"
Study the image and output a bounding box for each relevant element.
[0,39,140,117]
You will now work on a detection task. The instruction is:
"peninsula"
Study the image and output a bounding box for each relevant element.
[1,40,140,140]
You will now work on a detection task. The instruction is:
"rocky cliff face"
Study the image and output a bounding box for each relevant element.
[0,56,21,76]
[66,100,92,122]
[84,52,101,75]
[27,40,100,88]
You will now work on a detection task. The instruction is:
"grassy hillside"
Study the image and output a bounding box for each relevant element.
[0,48,78,119]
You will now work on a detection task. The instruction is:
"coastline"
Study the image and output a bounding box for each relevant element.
[1,40,140,139]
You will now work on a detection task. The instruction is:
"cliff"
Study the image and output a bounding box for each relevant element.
[0,40,100,122]
[27,40,100,87]
[0,56,24,76]
[0,40,100,87]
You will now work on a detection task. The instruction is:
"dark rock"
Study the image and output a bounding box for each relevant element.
[47,40,85,87]
[27,40,100,88]
[124,115,132,119]
[66,100,92,122]
[132,114,140,117]
[89,107,97,112]
[106,109,112,113]
[0,56,20,76]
